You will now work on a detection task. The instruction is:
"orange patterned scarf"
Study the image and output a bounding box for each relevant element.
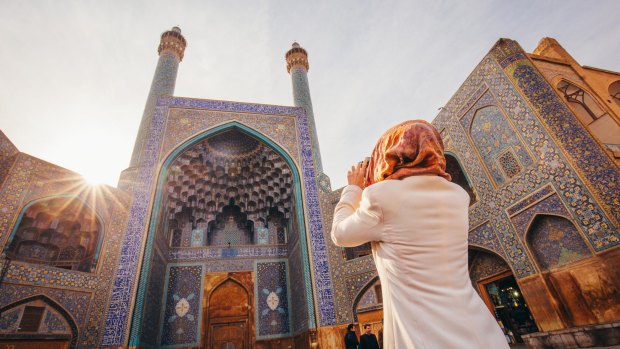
[365,120,451,187]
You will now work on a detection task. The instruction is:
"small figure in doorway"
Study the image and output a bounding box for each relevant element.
[344,323,359,349]
[359,324,380,349]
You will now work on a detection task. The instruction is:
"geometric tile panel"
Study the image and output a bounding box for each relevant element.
[255,260,290,339]
[527,215,591,271]
[288,244,309,334]
[507,184,554,216]
[468,221,506,259]
[465,103,533,185]
[0,308,20,331]
[344,271,378,321]
[43,310,70,333]
[160,264,203,347]
[140,251,167,347]
[511,193,572,238]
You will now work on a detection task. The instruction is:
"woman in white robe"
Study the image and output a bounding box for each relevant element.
[331,120,510,349]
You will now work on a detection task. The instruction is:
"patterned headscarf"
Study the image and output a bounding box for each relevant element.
[365,120,451,187]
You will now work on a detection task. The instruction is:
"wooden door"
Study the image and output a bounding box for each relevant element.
[210,321,245,349]
[204,274,253,348]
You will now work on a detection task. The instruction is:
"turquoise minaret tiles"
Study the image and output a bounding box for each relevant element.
[286,42,323,172]
[129,26,187,168]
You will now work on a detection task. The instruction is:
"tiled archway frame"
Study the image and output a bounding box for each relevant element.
[101,97,335,347]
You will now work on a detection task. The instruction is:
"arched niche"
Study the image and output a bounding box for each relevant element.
[130,122,313,343]
[0,295,79,349]
[4,196,104,273]
[469,105,533,185]
[445,153,477,205]
[525,214,591,271]
[161,128,295,248]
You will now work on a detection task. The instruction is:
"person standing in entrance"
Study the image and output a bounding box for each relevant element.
[359,324,380,349]
[344,323,359,349]
[331,120,510,349]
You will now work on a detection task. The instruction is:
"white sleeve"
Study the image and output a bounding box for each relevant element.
[331,185,383,247]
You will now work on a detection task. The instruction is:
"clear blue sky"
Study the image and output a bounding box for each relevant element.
[1,0,618,188]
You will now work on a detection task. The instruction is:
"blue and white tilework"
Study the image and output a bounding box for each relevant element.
[160,264,204,347]
[255,260,291,339]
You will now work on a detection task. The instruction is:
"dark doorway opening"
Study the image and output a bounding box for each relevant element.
[480,273,538,343]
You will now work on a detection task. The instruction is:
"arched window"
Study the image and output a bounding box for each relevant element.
[0,296,78,349]
[5,197,103,273]
[470,106,533,185]
[445,154,477,205]
[342,242,372,261]
[609,80,620,107]
[557,80,608,125]
[526,215,591,271]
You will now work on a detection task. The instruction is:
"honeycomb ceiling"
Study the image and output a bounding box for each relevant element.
[163,129,294,229]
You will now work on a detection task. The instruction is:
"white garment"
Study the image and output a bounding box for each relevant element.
[331,176,510,349]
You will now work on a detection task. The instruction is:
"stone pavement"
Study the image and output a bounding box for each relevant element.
[510,345,620,349]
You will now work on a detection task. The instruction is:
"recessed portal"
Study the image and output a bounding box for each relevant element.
[160,129,295,248]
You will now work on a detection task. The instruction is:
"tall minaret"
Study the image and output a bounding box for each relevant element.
[129,26,187,167]
[286,42,323,172]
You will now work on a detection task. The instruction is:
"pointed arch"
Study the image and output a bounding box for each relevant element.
[524,213,591,271]
[3,195,105,273]
[351,275,380,322]
[0,294,79,349]
[444,152,477,205]
[468,245,511,266]
[207,277,251,319]
[129,121,315,342]
[468,246,512,282]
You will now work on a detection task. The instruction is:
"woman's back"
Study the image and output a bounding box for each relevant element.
[332,177,510,349]
[331,119,510,348]
[368,175,471,291]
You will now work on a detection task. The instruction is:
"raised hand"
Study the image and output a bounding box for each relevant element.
[347,158,368,189]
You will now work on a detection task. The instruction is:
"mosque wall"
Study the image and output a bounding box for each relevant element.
[1,33,619,348]
[0,131,18,186]
[0,147,130,348]
[99,96,339,348]
[431,38,620,338]
[318,38,619,348]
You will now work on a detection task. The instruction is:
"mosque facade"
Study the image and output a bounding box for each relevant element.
[0,27,618,349]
